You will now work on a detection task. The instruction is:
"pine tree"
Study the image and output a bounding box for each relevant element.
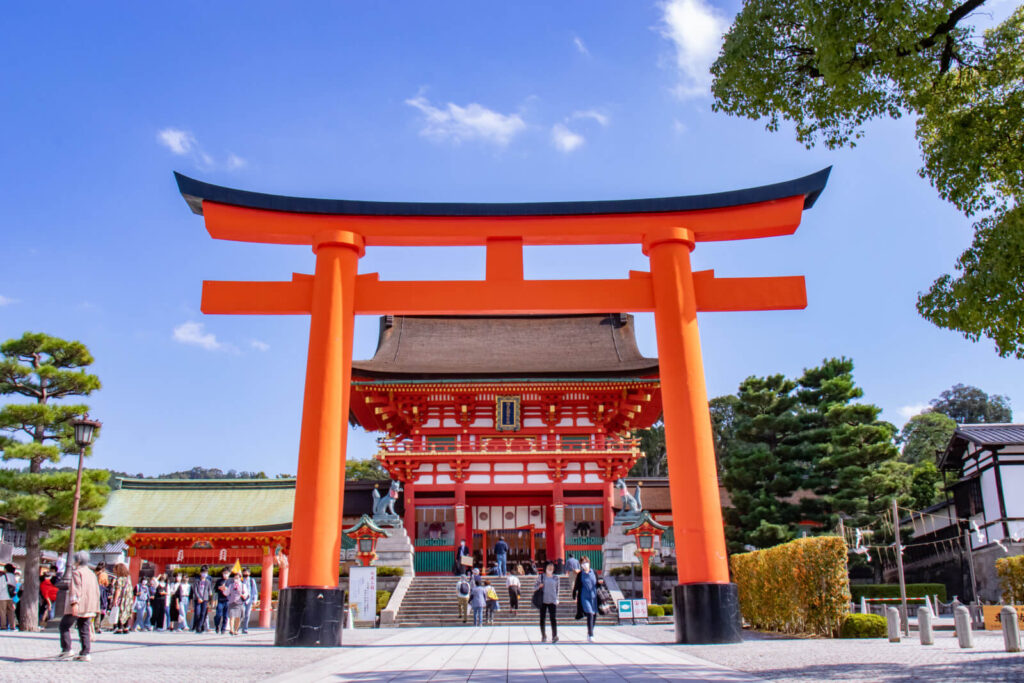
[0,333,129,631]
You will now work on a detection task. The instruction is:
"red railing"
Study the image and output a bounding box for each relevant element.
[377,434,639,455]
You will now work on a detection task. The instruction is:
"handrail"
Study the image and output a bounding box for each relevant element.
[377,435,640,455]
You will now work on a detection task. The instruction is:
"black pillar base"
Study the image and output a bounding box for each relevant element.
[274,587,345,647]
[673,583,743,644]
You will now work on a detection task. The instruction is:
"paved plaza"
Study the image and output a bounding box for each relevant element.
[1,624,1022,681]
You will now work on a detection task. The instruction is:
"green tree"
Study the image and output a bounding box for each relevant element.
[709,395,740,473]
[629,422,666,477]
[800,358,901,529]
[711,2,1024,356]
[720,374,803,552]
[0,333,129,631]
[929,383,1013,423]
[899,411,957,463]
[345,458,387,481]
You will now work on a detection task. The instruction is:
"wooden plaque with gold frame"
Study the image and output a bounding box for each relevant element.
[495,396,521,432]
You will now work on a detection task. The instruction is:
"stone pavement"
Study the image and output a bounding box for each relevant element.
[2,623,1022,681]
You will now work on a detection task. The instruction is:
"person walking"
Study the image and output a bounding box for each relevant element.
[507,566,522,617]
[455,573,471,624]
[174,572,191,632]
[535,561,559,643]
[454,539,471,576]
[239,568,257,633]
[58,551,100,662]
[572,557,599,642]
[564,554,581,583]
[133,577,151,631]
[226,571,247,635]
[40,571,59,629]
[12,569,22,631]
[483,580,500,625]
[192,566,213,633]
[493,536,509,577]
[110,563,133,634]
[214,567,231,634]
[150,575,167,631]
[93,562,109,633]
[0,563,16,631]
[469,578,487,627]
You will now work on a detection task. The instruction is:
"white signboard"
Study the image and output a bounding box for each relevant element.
[349,566,378,623]
[617,599,633,622]
[621,542,638,563]
[632,599,648,623]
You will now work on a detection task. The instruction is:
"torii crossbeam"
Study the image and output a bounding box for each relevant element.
[175,167,830,646]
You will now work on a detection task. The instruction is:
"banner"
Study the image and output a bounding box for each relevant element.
[349,566,378,623]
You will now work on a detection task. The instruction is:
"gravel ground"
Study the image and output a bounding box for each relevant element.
[612,624,1024,682]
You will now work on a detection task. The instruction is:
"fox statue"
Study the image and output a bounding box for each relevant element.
[372,479,402,518]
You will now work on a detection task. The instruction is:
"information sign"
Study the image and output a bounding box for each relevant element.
[349,566,378,623]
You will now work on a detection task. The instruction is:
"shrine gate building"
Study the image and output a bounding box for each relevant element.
[349,313,662,573]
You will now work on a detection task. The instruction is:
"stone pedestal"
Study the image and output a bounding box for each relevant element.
[673,583,742,644]
[374,525,415,577]
[603,518,662,574]
[275,587,344,647]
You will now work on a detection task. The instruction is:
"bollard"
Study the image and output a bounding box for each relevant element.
[1002,606,1022,653]
[918,606,934,646]
[886,606,901,643]
[954,605,974,648]
[860,596,868,614]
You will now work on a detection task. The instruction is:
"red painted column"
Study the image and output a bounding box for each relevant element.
[404,481,416,536]
[454,479,467,546]
[552,479,566,564]
[289,231,364,589]
[259,552,274,628]
[641,553,652,604]
[278,556,290,590]
[644,228,729,587]
[602,479,614,538]
[129,554,142,586]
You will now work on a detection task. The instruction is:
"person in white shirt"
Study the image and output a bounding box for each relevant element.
[506,565,522,617]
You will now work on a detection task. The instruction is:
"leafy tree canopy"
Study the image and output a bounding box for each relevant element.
[712,2,1024,356]
[929,382,1012,423]
[899,411,957,463]
[629,421,667,477]
[345,458,388,481]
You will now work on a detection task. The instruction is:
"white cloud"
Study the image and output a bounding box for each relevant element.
[659,0,731,98]
[551,123,585,153]
[250,339,270,352]
[157,127,245,171]
[173,321,226,351]
[673,118,688,135]
[898,404,930,420]
[573,35,589,55]
[157,128,196,155]
[571,109,610,127]
[0,295,15,306]
[405,95,526,147]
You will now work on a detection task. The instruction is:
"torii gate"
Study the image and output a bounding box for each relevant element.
[174,167,830,646]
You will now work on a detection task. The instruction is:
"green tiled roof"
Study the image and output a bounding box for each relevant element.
[99,478,296,533]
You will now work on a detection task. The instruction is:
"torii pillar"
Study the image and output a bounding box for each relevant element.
[174,166,830,646]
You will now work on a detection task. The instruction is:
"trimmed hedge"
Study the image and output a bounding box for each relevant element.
[730,536,851,637]
[609,564,677,577]
[839,613,886,638]
[850,583,947,603]
[376,589,392,615]
[662,604,673,616]
[996,555,1024,604]
[340,565,405,577]
[647,605,665,617]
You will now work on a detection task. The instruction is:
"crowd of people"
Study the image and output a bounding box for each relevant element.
[0,557,260,663]
[453,539,614,643]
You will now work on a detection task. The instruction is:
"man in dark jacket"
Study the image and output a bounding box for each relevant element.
[213,567,230,634]
[493,537,510,577]
[454,540,471,576]
[192,566,213,633]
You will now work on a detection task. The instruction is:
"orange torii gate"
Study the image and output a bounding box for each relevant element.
[175,168,830,646]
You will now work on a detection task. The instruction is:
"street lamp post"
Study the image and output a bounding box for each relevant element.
[63,415,101,580]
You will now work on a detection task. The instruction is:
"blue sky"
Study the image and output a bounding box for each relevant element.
[2,1,1021,477]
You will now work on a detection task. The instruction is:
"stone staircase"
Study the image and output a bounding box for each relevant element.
[396,575,618,627]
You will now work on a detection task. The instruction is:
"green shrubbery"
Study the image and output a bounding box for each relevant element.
[996,555,1024,604]
[647,605,665,617]
[849,583,947,603]
[839,613,887,638]
[376,590,392,614]
[339,565,404,577]
[608,564,677,577]
[662,604,673,616]
[730,536,850,637]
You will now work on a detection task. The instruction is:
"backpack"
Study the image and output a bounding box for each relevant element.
[458,579,470,596]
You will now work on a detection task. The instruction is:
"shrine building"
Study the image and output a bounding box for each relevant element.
[348,312,663,573]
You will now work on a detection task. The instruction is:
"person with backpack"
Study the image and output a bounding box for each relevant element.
[483,580,500,625]
[0,564,16,630]
[455,574,471,623]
